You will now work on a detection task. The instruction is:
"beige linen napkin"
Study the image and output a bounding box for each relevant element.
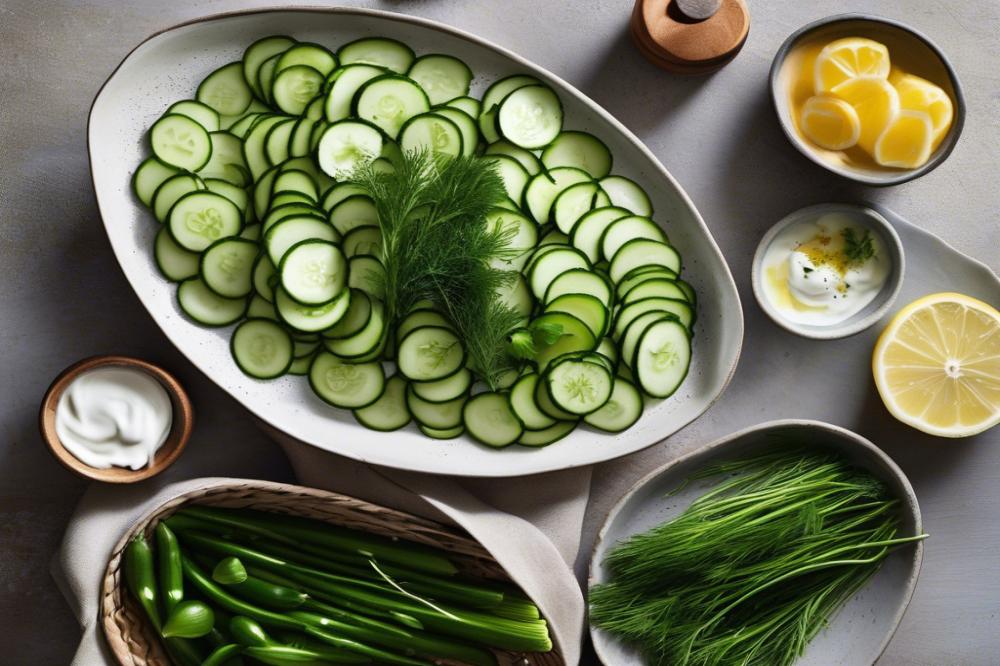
[55,444,590,665]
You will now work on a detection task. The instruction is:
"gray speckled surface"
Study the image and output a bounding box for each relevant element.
[1,1,998,664]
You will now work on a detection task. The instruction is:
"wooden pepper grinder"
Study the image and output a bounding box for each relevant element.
[630,0,750,74]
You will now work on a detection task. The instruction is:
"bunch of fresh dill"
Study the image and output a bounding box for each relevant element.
[352,150,523,389]
[589,448,928,666]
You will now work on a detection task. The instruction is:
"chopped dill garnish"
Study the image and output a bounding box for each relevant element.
[352,151,523,389]
[842,227,876,266]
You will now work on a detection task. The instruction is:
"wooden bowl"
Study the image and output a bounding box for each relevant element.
[39,355,193,483]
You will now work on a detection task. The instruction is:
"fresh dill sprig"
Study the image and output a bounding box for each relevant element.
[589,449,927,666]
[842,227,876,266]
[352,150,522,389]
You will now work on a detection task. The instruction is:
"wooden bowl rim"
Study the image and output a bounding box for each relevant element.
[38,354,193,483]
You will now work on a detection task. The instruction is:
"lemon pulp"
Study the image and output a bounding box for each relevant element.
[799,95,861,150]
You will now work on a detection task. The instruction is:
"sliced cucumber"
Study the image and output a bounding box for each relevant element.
[533,311,597,370]
[231,318,294,379]
[200,237,257,298]
[272,65,325,115]
[316,120,383,180]
[528,247,589,300]
[321,182,368,212]
[177,277,247,326]
[323,298,385,357]
[553,182,608,234]
[615,297,694,337]
[541,131,612,178]
[463,392,523,448]
[342,225,382,258]
[444,96,481,118]
[338,37,415,73]
[518,421,576,447]
[347,255,386,299]
[615,266,681,299]
[583,377,642,432]
[399,112,463,157]
[600,215,667,262]
[487,208,537,272]
[407,54,472,105]
[523,167,590,225]
[484,140,542,175]
[599,175,653,216]
[154,227,200,282]
[545,293,608,338]
[354,375,411,431]
[420,424,465,439]
[133,157,179,207]
[324,64,384,122]
[497,84,563,149]
[323,289,371,339]
[546,358,613,415]
[608,238,681,284]
[309,352,385,409]
[397,309,452,342]
[198,62,253,116]
[243,35,297,100]
[275,286,350,333]
[406,387,465,429]
[327,195,378,235]
[543,268,613,307]
[397,326,465,382]
[279,240,346,305]
[634,318,691,398]
[509,374,556,430]
[488,154,530,204]
[411,368,472,403]
[168,191,243,252]
[621,278,691,305]
[264,216,338,266]
[272,170,318,201]
[354,75,429,139]
[432,107,478,157]
[275,42,337,77]
[150,113,212,171]
[168,100,220,132]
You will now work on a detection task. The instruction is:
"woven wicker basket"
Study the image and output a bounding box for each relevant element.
[100,479,563,666]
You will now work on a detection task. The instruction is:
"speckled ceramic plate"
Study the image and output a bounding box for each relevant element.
[589,419,924,665]
[88,7,742,477]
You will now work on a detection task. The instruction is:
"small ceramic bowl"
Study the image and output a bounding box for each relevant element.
[751,202,905,339]
[39,355,193,483]
[589,419,924,665]
[770,13,965,186]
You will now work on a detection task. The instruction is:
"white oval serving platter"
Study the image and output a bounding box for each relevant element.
[88,7,743,477]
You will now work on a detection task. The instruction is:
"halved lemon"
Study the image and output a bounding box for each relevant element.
[831,76,900,154]
[893,73,954,143]
[814,37,891,93]
[800,95,861,150]
[874,109,934,168]
[873,293,1000,438]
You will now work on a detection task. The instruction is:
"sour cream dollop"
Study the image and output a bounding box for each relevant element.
[761,212,890,326]
[54,367,173,470]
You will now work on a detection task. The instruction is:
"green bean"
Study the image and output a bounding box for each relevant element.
[233,574,308,611]
[201,643,241,666]
[178,507,458,576]
[242,645,366,665]
[274,631,372,663]
[156,522,185,616]
[124,533,162,631]
[163,600,216,639]
[230,615,276,647]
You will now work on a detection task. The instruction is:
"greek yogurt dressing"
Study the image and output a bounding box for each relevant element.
[54,367,173,470]
[762,212,890,326]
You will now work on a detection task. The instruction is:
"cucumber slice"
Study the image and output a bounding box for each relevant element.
[204,178,249,213]
[247,294,279,320]
[354,75,430,139]
[546,359,613,415]
[279,240,346,305]
[524,167,590,225]
[553,182,609,234]
[596,337,619,367]
[509,374,556,430]
[518,421,576,447]
[533,371,578,421]
[263,204,324,232]
[541,131,613,178]
[154,227,199,282]
[323,289,371,339]
[487,208,537,272]
[338,37,415,73]
[444,96,481,118]
[323,298,385,357]
[533,311,597,369]
[177,277,247,326]
[497,274,533,318]
[397,310,452,342]
[321,182,368,212]
[168,100,220,131]
[200,237,257,298]
[289,117,318,157]
[264,118,297,165]
[168,191,243,252]
[316,120,383,179]
[272,65,325,115]
[264,216,338,266]
[497,84,563,149]
[399,112,463,157]
[407,54,472,105]
[342,225,382,258]
[243,35,297,100]
[615,297,694,337]
[272,170,318,202]
[275,42,337,77]
[252,254,276,301]
[397,326,465,381]
[463,392,523,448]
[634,319,691,398]
[419,424,465,439]
[432,107,478,157]
[543,268,613,307]
[244,116,287,180]
[584,377,642,432]
[487,155,530,203]
[353,375,411,431]
[608,238,682,284]
[324,64,384,122]
[347,255,386,300]
[599,175,653,216]
[600,215,668,262]
[615,266,680,298]
[544,293,608,338]
[257,53,282,105]
[275,286,350,333]
[270,191,314,209]
[478,106,501,143]
[406,387,465,429]
[485,140,543,175]
[309,352,385,409]
[230,318,294,379]
[411,368,472,403]
[150,114,212,171]
[288,354,315,375]
[620,312,672,369]
[481,74,539,113]
[198,62,253,116]
[622,278,691,305]
[133,157,179,207]
[528,247,589,300]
